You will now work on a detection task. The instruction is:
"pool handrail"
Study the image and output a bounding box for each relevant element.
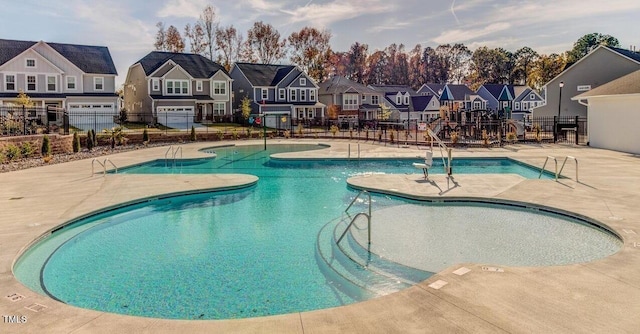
[341,190,372,245]
[91,158,117,176]
[427,128,451,175]
[558,156,578,182]
[539,156,558,180]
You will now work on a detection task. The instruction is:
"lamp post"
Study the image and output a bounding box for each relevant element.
[555,81,564,142]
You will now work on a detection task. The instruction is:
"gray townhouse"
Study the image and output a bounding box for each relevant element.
[318,75,383,127]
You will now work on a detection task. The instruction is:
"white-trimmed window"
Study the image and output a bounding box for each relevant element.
[395,93,402,105]
[25,58,36,68]
[361,95,366,102]
[214,102,225,115]
[213,81,226,95]
[343,93,358,110]
[152,78,159,91]
[290,89,297,101]
[371,95,379,105]
[26,75,36,91]
[94,77,104,91]
[196,80,203,92]
[279,88,286,100]
[300,78,306,86]
[530,93,536,99]
[166,79,189,95]
[404,93,410,105]
[300,89,306,101]
[309,89,316,101]
[261,88,268,100]
[66,76,76,90]
[5,74,16,91]
[515,102,520,110]
[47,76,56,92]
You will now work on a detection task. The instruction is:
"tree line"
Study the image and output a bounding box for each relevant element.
[154,5,621,91]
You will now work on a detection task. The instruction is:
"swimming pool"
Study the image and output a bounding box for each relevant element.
[14,144,621,320]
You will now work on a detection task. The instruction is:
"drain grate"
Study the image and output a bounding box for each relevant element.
[452,267,471,276]
[5,293,25,302]
[482,266,504,273]
[428,280,448,290]
[25,303,47,312]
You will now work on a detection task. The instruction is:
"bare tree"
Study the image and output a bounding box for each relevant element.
[215,25,244,70]
[184,23,208,55]
[244,21,286,64]
[287,27,332,82]
[199,5,218,60]
[154,22,167,51]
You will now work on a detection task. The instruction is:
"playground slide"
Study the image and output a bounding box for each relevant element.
[507,120,525,137]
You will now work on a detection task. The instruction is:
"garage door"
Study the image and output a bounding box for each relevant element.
[68,103,116,131]
[157,107,200,130]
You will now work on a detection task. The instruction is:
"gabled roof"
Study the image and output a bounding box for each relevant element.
[479,84,505,100]
[137,51,228,78]
[411,95,436,111]
[418,83,445,97]
[573,68,640,99]
[0,39,117,75]
[497,86,514,101]
[441,84,475,101]
[233,62,297,86]
[318,76,379,95]
[608,46,640,63]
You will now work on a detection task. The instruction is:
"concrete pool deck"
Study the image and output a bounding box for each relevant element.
[0,139,639,333]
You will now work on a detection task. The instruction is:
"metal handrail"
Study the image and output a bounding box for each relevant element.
[427,128,451,175]
[91,158,105,176]
[539,156,558,180]
[339,190,372,245]
[164,145,174,166]
[104,158,118,174]
[172,146,182,168]
[337,212,371,245]
[559,156,578,182]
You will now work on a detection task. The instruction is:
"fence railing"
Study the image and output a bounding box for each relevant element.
[0,106,69,136]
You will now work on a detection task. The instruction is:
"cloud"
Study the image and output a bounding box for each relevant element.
[280,0,394,27]
[433,22,511,44]
[156,0,212,19]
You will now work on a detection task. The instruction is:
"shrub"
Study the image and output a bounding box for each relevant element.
[5,144,21,161]
[20,142,35,157]
[330,125,339,137]
[41,135,51,157]
[72,132,81,153]
[86,130,94,151]
[450,131,459,145]
[190,126,196,141]
[481,129,489,147]
[142,128,149,143]
[506,131,517,143]
[232,128,239,140]
[91,129,97,147]
[216,131,224,141]
[0,151,5,164]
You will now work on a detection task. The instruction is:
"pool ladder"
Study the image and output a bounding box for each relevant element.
[539,156,578,182]
[92,158,117,176]
[337,190,372,245]
[164,145,183,168]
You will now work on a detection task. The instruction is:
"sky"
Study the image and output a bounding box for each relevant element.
[2,0,640,87]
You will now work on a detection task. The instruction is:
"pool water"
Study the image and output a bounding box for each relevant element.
[14,144,620,320]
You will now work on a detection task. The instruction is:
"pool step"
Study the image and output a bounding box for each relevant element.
[316,215,432,300]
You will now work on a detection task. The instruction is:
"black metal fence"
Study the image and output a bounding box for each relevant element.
[0,106,69,136]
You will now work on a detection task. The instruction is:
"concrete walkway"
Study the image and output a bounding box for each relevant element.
[1,139,639,333]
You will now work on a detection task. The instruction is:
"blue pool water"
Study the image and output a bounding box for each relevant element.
[14,144,621,320]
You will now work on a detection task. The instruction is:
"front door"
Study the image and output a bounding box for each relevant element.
[196,105,204,122]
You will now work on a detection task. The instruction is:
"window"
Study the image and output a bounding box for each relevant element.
[300,78,306,86]
[515,102,520,110]
[196,80,203,92]
[530,93,536,99]
[404,94,410,105]
[396,95,401,105]
[94,77,104,91]
[371,95,379,105]
[279,88,286,100]
[152,79,159,91]
[26,59,36,68]
[214,102,226,115]
[309,89,316,101]
[5,75,15,91]
[26,75,36,91]
[166,79,189,95]
[343,93,358,110]
[66,76,76,90]
[361,95,366,102]
[47,76,56,92]
[300,89,306,101]
[213,81,226,95]
[290,89,297,101]
[261,88,268,100]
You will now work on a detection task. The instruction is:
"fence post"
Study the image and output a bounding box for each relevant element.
[553,116,558,143]
[22,105,26,134]
[575,115,579,145]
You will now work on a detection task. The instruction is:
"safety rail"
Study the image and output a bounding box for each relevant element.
[338,190,372,245]
[559,156,579,182]
[348,144,361,160]
[427,128,452,175]
[539,156,558,180]
[164,145,183,168]
[91,158,117,176]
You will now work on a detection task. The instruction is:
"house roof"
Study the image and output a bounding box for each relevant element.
[318,76,379,95]
[608,46,640,63]
[138,51,228,78]
[369,85,417,94]
[234,62,297,86]
[0,39,117,75]
[573,69,640,99]
[441,84,475,101]
[480,84,505,99]
[411,95,436,111]
[418,84,445,97]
